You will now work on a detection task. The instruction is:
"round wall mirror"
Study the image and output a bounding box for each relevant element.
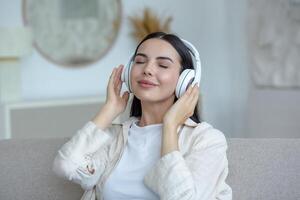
[22,0,122,67]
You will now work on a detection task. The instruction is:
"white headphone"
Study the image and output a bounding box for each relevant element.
[121,38,201,98]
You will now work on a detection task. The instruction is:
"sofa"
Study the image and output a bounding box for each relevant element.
[0,138,299,200]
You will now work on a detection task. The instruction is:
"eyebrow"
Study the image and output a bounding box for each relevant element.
[135,53,174,63]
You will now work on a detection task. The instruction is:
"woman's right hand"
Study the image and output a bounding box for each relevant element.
[104,64,130,117]
[92,65,129,129]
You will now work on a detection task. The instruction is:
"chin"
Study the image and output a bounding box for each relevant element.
[134,92,158,102]
[134,91,175,104]
[132,84,175,101]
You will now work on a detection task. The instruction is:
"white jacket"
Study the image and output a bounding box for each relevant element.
[53,117,232,200]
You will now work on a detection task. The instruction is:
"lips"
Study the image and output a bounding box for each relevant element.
[138,80,158,86]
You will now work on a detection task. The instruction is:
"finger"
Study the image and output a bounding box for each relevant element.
[110,67,116,79]
[115,65,124,86]
[190,86,199,104]
[191,85,199,98]
[191,89,199,103]
[108,68,117,90]
[192,84,199,95]
[190,97,199,115]
[177,85,193,104]
[116,80,122,94]
[186,92,199,117]
[186,85,199,104]
[116,65,123,87]
[110,68,117,83]
[115,65,124,85]
[183,85,193,97]
[122,91,130,102]
[113,65,122,86]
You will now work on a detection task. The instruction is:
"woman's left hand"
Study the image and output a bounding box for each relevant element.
[163,84,199,129]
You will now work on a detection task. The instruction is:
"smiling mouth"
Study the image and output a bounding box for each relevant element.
[138,82,158,88]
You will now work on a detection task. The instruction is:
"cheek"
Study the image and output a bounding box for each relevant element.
[130,65,140,80]
[159,72,179,90]
[130,66,142,91]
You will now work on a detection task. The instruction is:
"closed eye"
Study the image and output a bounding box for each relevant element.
[135,61,145,64]
[159,65,168,68]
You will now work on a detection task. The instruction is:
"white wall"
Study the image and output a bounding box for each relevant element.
[0,0,255,138]
[192,0,235,137]
[248,87,300,138]
[226,0,250,137]
[227,0,300,138]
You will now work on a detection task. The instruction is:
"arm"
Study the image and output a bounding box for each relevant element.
[53,65,129,190]
[161,124,179,157]
[52,119,114,190]
[161,84,198,157]
[144,129,230,200]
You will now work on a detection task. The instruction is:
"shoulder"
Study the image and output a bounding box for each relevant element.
[183,121,228,150]
[84,120,122,140]
[86,116,139,137]
[107,116,139,136]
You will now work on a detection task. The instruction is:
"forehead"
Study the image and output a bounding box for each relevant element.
[137,39,181,61]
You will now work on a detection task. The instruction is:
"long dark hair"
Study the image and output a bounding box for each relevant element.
[130,32,201,123]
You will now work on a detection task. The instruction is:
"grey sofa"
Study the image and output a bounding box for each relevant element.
[0,138,299,200]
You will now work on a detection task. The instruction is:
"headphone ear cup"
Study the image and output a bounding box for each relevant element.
[121,65,128,92]
[175,69,195,98]
[121,65,126,82]
[121,66,129,93]
[122,56,134,93]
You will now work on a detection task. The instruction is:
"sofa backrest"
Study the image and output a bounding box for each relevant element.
[0,138,83,200]
[0,138,299,200]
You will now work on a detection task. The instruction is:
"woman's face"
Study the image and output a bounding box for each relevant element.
[131,38,182,103]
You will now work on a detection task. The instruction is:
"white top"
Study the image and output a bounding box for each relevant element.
[102,121,163,200]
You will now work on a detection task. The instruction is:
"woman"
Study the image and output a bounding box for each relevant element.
[53,32,232,200]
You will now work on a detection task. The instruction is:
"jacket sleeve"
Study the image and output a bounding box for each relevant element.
[143,128,231,200]
[52,121,115,190]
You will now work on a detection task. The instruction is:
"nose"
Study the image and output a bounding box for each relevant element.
[143,61,155,76]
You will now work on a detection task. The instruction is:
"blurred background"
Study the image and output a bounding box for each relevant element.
[0,0,299,140]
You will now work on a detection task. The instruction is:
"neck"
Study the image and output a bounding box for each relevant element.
[138,95,175,127]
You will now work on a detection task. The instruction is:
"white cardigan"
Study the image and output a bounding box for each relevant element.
[52,117,232,200]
